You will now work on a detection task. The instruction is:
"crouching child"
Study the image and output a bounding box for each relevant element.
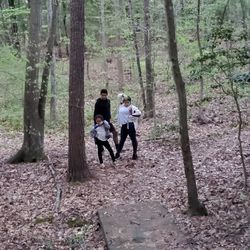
[91,114,116,167]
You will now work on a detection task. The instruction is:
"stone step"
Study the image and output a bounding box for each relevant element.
[98,201,190,250]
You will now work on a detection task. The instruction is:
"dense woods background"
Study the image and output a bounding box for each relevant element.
[0,0,249,249]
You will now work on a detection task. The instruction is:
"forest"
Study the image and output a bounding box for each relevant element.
[0,0,249,249]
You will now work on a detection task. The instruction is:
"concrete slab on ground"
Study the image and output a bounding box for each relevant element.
[98,201,189,250]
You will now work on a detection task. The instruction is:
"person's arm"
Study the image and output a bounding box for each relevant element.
[103,120,111,129]
[107,99,111,120]
[90,126,96,138]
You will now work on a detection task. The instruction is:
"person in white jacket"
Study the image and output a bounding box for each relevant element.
[115,96,141,160]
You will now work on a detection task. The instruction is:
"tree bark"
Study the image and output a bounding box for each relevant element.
[67,0,91,182]
[196,0,204,100]
[164,0,207,216]
[39,0,58,136]
[8,0,44,163]
[62,0,69,57]
[47,0,57,122]
[144,0,154,118]
[128,0,146,112]
[113,0,124,91]
[100,0,109,89]
[50,52,57,121]
[8,0,20,54]
[230,83,247,189]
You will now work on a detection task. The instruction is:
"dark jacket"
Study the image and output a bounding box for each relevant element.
[94,98,111,123]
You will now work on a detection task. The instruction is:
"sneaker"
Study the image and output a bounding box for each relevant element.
[111,161,116,168]
[115,153,120,159]
[132,154,138,160]
[100,163,105,168]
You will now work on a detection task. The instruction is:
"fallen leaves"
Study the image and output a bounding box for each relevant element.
[0,89,249,249]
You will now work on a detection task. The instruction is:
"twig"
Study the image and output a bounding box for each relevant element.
[47,155,62,213]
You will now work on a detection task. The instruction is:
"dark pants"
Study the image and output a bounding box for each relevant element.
[96,138,115,164]
[109,122,118,146]
[117,123,137,155]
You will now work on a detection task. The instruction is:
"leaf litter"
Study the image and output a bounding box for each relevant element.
[0,88,249,249]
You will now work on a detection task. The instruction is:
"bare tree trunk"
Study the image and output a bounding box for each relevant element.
[50,52,57,121]
[113,0,124,90]
[8,0,20,55]
[196,0,204,100]
[100,0,109,89]
[144,0,154,118]
[8,0,44,163]
[56,3,63,58]
[230,83,247,188]
[47,0,57,121]
[68,0,91,182]
[164,0,207,216]
[62,0,69,57]
[39,0,58,138]
[128,0,146,112]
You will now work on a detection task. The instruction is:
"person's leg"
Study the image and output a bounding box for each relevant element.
[109,123,119,149]
[116,124,128,158]
[95,137,104,153]
[103,141,115,162]
[96,139,104,164]
[128,123,138,159]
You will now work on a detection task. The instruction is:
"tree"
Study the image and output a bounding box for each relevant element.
[113,0,124,91]
[67,0,90,182]
[144,0,154,118]
[100,0,109,89]
[164,0,207,216]
[196,0,204,100]
[128,0,146,112]
[47,0,57,122]
[39,0,58,135]
[8,0,20,55]
[61,0,69,56]
[8,0,44,163]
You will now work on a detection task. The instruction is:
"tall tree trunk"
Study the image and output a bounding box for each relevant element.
[164,0,207,216]
[100,0,109,89]
[196,0,204,100]
[47,0,57,122]
[8,0,20,54]
[50,52,57,121]
[113,0,124,90]
[62,0,69,57]
[128,0,146,112]
[38,0,58,138]
[144,0,154,118]
[68,0,90,182]
[8,0,44,163]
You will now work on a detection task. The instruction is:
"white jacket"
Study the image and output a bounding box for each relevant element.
[117,104,141,129]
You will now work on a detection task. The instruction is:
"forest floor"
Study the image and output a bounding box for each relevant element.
[0,83,250,249]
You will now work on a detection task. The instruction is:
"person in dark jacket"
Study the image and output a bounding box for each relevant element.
[93,89,119,149]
